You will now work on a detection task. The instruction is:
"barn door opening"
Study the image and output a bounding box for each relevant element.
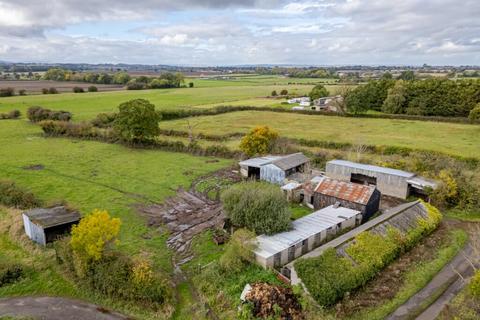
[351,173,377,186]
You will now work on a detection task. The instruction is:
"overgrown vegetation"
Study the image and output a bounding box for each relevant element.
[0,180,42,209]
[295,202,442,306]
[221,181,291,235]
[27,106,72,122]
[0,109,20,119]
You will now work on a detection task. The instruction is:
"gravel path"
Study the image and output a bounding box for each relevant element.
[386,242,478,320]
[0,296,130,320]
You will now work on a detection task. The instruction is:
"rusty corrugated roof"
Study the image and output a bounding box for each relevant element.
[314,177,376,205]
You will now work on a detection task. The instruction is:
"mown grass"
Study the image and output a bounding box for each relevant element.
[161,111,480,159]
[349,228,468,320]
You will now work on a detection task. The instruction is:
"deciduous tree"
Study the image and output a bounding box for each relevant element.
[239,126,279,157]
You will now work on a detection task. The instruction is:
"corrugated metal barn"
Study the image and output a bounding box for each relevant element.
[239,153,309,184]
[313,177,381,222]
[325,160,437,199]
[254,205,362,268]
[23,206,81,246]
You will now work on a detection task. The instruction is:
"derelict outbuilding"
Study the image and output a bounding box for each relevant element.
[23,206,81,246]
[313,177,381,221]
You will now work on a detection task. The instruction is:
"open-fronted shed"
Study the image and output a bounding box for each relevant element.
[23,206,81,246]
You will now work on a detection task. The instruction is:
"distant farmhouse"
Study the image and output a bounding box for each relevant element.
[312,95,343,112]
[313,177,381,222]
[239,153,309,185]
[326,160,437,199]
[254,205,362,268]
[23,206,80,246]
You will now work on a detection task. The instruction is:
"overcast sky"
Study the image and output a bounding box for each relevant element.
[0,0,479,66]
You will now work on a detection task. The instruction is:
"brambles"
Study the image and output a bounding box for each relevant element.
[239,126,279,157]
[219,229,256,272]
[0,180,42,209]
[221,181,291,235]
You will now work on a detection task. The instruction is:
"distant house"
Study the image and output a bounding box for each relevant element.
[239,153,310,185]
[254,205,362,269]
[287,97,310,104]
[312,95,343,112]
[326,160,437,199]
[23,206,81,246]
[313,177,381,222]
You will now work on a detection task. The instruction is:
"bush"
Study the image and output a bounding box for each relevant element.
[239,126,279,157]
[113,99,161,144]
[309,84,329,101]
[469,104,480,121]
[27,106,71,122]
[221,181,291,235]
[42,88,49,94]
[188,82,194,88]
[18,89,26,96]
[219,229,256,273]
[0,263,24,287]
[280,89,288,96]
[0,87,15,97]
[87,86,98,92]
[0,109,21,120]
[271,90,278,96]
[126,80,147,90]
[72,86,85,93]
[48,87,58,94]
[91,112,117,128]
[295,201,442,306]
[469,270,480,298]
[0,180,42,209]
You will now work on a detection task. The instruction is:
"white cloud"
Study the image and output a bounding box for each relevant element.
[159,34,189,46]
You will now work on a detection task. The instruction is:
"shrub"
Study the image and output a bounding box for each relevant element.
[18,89,26,96]
[8,109,21,118]
[469,270,480,298]
[113,99,161,144]
[188,82,194,88]
[219,229,257,273]
[295,201,442,306]
[239,126,279,157]
[0,180,42,209]
[126,80,146,90]
[48,87,58,94]
[27,106,71,122]
[0,87,15,97]
[0,263,24,287]
[280,89,288,96]
[72,86,85,93]
[469,104,480,121]
[309,84,329,101]
[91,112,117,128]
[42,88,49,94]
[70,209,121,276]
[87,86,98,92]
[271,90,278,96]
[221,181,291,235]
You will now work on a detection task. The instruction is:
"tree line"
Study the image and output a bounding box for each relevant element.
[345,78,480,118]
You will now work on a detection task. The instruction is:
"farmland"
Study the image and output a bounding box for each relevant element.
[1,74,479,319]
[0,80,124,94]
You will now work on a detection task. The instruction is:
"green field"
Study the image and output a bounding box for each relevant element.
[161,111,480,159]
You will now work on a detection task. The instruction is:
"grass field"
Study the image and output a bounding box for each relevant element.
[0,84,314,121]
[161,111,480,159]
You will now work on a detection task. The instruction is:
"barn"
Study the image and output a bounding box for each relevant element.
[253,205,362,269]
[23,206,81,246]
[313,177,381,222]
[325,160,437,199]
[239,153,309,185]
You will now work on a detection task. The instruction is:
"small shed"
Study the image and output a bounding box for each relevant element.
[23,206,81,246]
[253,205,362,269]
[313,177,381,222]
[239,153,310,185]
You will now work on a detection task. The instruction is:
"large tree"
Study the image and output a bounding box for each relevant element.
[382,80,408,114]
[239,126,279,157]
[309,84,329,101]
[113,99,161,144]
[221,181,291,235]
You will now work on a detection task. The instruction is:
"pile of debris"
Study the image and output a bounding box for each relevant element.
[244,283,304,320]
[138,188,224,263]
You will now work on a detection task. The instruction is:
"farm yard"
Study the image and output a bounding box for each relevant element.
[1,74,480,320]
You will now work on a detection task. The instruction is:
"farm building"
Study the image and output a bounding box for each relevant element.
[253,205,362,269]
[325,160,437,199]
[23,206,81,246]
[239,153,310,185]
[312,95,343,112]
[313,177,381,222]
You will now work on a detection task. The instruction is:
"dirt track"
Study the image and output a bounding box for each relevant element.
[0,296,130,320]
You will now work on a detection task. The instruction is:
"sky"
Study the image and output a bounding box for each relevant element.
[0,0,479,66]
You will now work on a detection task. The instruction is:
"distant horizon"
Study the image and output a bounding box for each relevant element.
[0,1,479,66]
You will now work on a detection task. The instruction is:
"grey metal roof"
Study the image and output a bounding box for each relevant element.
[239,156,282,168]
[24,206,81,228]
[254,205,361,259]
[327,160,415,178]
[271,153,309,171]
[406,176,438,189]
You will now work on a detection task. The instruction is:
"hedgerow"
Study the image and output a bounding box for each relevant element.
[294,201,442,306]
[27,106,72,122]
